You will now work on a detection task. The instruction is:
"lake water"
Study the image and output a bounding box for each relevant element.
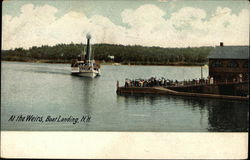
[1,61,248,131]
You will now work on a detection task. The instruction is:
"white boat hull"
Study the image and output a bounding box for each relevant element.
[71,67,100,78]
[72,71,97,78]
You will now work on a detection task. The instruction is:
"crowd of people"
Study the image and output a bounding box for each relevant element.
[124,77,213,88]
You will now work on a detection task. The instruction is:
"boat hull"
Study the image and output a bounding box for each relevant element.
[71,67,100,78]
[71,72,98,78]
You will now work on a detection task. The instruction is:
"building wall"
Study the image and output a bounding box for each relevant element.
[209,59,249,82]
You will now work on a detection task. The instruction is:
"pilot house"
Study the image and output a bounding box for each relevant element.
[208,43,249,83]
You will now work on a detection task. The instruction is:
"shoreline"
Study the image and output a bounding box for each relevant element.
[1,59,207,67]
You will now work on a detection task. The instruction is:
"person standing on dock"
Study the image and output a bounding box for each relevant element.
[210,77,214,84]
[238,74,243,82]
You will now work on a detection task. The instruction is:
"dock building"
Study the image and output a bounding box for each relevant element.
[208,42,249,83]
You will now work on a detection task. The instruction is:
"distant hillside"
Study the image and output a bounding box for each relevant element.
[1,43,213,65]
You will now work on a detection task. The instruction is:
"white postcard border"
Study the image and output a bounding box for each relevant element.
[1,131,248,159]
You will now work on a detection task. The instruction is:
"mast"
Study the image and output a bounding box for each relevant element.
[92,46,95,60]
[80,48,85,61]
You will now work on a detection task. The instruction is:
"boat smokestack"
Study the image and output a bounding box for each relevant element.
[86,33,92,61]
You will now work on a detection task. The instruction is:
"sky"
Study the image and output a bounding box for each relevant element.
[2,0,250,50]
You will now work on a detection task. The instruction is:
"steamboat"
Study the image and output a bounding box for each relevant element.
[71,34,101,78]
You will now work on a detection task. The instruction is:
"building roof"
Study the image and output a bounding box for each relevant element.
[208,46,249,59]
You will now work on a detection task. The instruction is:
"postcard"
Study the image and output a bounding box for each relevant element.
[1,0,249,159]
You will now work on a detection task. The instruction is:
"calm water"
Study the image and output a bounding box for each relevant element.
[1,61,249,131]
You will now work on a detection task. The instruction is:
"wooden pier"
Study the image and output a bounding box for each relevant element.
[116,86,249,101]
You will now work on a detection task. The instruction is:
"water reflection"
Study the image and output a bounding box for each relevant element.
[70,76,96,115]
[207,100,249,132]
[122,94,158,106]
[117,94,249,132]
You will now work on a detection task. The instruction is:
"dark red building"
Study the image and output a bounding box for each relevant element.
[208,43,249,83]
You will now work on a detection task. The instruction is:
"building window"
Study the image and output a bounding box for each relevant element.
[243,61,249,68]
[227,60,239,68]
[245,73,249,80]
[211,60,223,67]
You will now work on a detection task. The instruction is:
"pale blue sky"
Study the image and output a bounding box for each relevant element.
[3,0,249,26]
[2,0,249,49]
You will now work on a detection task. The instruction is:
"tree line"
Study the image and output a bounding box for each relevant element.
[1,43,213,65]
